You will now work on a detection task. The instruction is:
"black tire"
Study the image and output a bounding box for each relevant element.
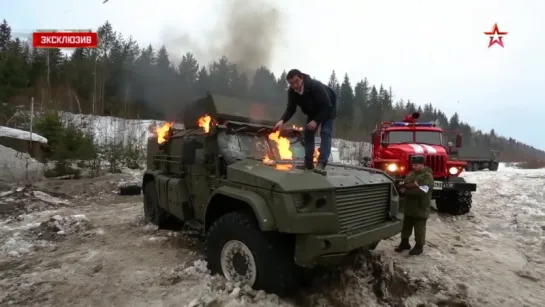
[473,163,480,171]
[435,190,472,215]
[489,162,499,171]
[206,211,299,296]
[143,182,169,228]
[466,163,473,172]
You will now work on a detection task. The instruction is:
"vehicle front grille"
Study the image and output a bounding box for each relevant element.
[335,183,391,234]
[409,154,445,173]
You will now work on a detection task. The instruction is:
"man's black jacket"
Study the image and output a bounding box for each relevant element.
[280,74,337,124]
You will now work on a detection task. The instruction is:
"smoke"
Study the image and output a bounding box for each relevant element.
[161,0,284,77]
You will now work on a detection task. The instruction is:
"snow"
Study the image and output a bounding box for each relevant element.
[3,113,545,306]
[0,161,544,306]
[61,112,368,161]
[61,112,165,147]
[0,145,45,184]
[0,126,48,144]
[156,163,545,306]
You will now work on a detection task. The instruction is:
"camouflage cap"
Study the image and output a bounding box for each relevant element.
[410,155,425,164]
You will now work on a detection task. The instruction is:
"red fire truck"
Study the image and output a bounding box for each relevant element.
[369,112,477,215]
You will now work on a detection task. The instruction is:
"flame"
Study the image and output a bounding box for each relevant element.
[198,115,212,133]
[268,131,293,160]
[155,122,173,144]
[292,125,303,131]
[313,148,320,163]
[263,155,293,170]
[262,131,294,171]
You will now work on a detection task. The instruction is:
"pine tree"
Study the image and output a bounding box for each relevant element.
[0,19,541,160]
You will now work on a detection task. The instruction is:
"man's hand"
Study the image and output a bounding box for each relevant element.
[307,120,317,131]
[273,120,284,131]
[399,188,406,193]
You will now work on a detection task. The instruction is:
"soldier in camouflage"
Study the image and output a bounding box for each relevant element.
[395,155,434,255]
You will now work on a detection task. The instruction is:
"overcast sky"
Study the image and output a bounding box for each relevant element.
[4,0,545,149]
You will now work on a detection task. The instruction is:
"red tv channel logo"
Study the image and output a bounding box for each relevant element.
[484,23,508,48]
[32,30,98,49]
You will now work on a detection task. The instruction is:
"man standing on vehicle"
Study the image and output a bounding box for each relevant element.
[395,155,434,255]
[273,69,337,174]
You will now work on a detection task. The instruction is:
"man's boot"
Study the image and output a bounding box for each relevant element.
[296,163,314,170]
[313,163,327,175]
[394,238,411,252]
[409,244,424,255]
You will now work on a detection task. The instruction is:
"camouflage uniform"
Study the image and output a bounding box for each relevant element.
[395,157,434,255]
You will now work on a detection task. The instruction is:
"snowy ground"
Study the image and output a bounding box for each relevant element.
[0,164,544,307]
[0,145,45,185]
[61,113,370,160]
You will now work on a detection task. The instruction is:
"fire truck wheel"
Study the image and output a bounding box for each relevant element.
[435,191,472,215]
[143,182,169,228]
[206,211,299,296]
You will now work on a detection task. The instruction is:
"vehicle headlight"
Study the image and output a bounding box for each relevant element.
[293,193,329,212]
[449,166,458,175]
[386,163,398,172]
[293,193,312,210]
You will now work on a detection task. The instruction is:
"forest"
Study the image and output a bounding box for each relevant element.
[0,19,543,162]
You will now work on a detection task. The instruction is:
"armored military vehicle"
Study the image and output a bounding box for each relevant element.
[143,94,402,295]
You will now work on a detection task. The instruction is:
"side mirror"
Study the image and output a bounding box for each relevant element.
[182,138,198,164]
[455,134,462,148]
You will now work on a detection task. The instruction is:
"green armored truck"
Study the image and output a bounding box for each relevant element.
[142,94,402,295]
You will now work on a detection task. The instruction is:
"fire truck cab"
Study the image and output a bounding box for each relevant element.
[370,112,477,215]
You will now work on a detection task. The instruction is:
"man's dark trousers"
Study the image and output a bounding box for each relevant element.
[303,119,333,166]
[401,216,428,246]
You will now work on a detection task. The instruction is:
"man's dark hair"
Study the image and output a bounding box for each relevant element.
[286,69,303,80]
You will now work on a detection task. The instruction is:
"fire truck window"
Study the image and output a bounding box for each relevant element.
[388,131,412,143]
[415,131,442,145]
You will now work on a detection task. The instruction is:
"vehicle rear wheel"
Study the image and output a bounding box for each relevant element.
[435,190,472,215]
[473,162,480,171]
[206,211,299,296]
[143,182,169,228]
[489,162,499,171]
[466,163,473,172]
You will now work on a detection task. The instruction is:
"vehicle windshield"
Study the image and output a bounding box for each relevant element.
[387,130,442,145]
[217,131,306,163]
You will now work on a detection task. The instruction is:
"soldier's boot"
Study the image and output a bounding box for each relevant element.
[394,238,411,252]
[409,244,424,256]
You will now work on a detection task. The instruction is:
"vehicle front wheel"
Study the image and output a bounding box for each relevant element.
[206,211,299,296]
[435,190,472,215]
